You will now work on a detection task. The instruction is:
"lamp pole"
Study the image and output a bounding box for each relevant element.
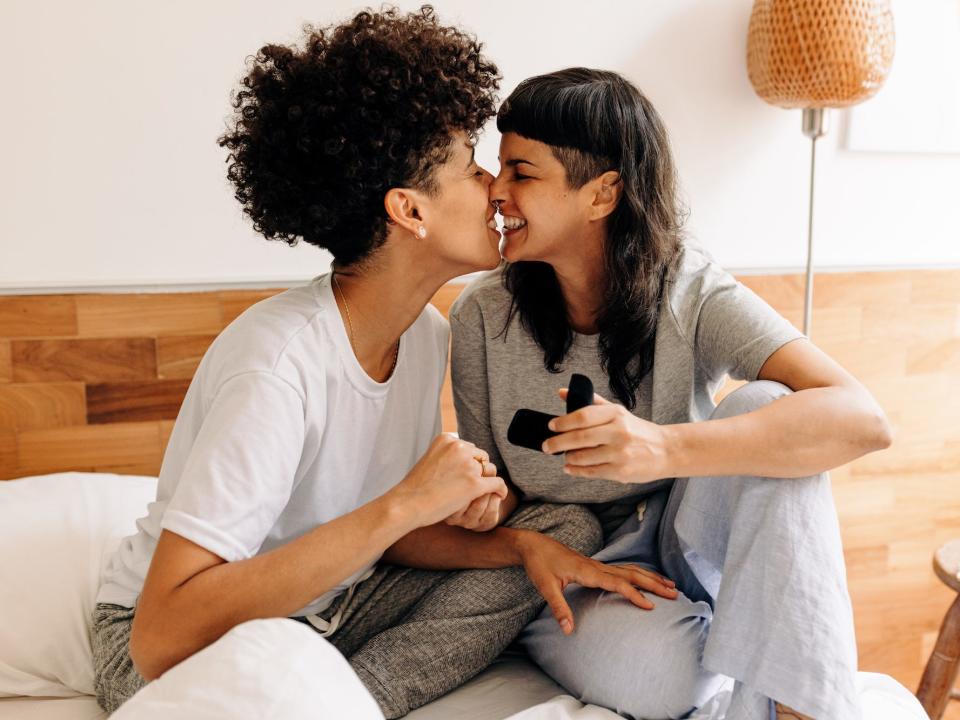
[801,108,828,337]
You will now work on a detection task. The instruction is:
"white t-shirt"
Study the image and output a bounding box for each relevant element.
[96,273,449,617]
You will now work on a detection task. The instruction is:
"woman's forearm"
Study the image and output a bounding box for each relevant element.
[382,523,528,570]
[381,480,523,572]
[382,483,524,569]
[178,495,416,619]
[132,492,418,680]
[667,385,893,479]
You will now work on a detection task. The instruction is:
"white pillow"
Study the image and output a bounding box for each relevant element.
[112,618,383,720]
[0,472,157,698]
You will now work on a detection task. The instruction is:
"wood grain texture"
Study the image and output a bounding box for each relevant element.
[0,295,77,337]
[0,340,11,383]
[908,338,960,376]
[15,421,162,476]
[76,293,221,337]
[917,593,960,719]
[0,268,959,703]
[0,429,15,477]
[86,379,191,424]
[0,382,86,431]
[156,335,216,380]
[11,338,157,383]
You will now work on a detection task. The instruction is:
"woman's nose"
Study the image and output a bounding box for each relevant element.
[489,173,507,205]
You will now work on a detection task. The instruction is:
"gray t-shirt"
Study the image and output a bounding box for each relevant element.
[449,243,805,536]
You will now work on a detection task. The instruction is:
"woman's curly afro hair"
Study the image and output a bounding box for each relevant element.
[217,5,500,267]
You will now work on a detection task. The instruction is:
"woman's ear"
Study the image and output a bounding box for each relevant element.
[588,170,623,221]
[384,187,428,238]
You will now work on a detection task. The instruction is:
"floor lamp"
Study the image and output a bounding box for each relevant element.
[746,0,895,336]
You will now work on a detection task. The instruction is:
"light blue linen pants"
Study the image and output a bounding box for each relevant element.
[518,381,860,720]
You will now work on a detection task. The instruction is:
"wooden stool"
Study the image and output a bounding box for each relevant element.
[918,540,960,719]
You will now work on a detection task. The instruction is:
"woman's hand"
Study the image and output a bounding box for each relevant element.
[444,461,507,532]
[541,389,674,484]
[515,531,678,635]
[394,434,507,527]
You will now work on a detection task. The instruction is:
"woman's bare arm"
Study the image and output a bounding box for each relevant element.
[546,339,893,482]
[130,434,505,681]
[130,494,414,681]
[667,338,893,478]
[382,482,523,569]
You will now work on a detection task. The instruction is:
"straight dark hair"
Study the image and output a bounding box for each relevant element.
[496,68,685,409]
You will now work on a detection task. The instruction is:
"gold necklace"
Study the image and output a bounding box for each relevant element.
[332,272,399,378]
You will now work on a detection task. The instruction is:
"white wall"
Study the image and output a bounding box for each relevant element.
[2,0,958,290]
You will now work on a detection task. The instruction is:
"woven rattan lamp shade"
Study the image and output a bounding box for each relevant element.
[747,0,895,109]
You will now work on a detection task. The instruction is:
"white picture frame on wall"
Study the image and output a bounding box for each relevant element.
[845,0,960,154]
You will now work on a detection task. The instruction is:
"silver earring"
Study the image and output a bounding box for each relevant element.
[418,226,427,238]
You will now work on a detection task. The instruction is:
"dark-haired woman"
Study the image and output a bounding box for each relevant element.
[88,16,676,719]
[451,68,892,720]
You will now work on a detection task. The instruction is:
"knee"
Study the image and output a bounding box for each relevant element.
[525,592,723,720]
[711,380,792,421]
[598,611,721,719]
[707,381,834,486]
[539,503,603,556]
[642,635,723,720]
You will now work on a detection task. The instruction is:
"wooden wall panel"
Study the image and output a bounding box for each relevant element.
[907,337,960,375]
[0,383,86,431]
[16,422,162,476]
[11,338,157,384]
[86,379,191,424]
[0,429,15,477]
[910,270,960,305]
[0,295,77,337]
[76,293,222,338]
[1,268,959,703]
[0,341,12,383]
[157,335,216,380]
[862,303,958,341]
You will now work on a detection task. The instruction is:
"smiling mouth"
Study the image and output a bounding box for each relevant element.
[502,215,527,231]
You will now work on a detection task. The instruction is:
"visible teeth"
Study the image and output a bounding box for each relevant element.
[503,215,527,230]
[487,218,498,230]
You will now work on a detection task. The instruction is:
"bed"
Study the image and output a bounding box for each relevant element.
[0,472,929,719]
[0,287,935,718]
[0,663,931,720]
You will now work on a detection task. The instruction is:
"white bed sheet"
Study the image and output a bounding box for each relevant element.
[0,654,575,720]
[0,653,929,720]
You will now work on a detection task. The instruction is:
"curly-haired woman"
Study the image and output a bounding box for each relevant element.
[450,68,893,720]
[88,10,676,718]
